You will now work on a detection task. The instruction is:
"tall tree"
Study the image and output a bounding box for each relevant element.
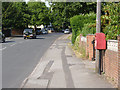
[27,1,50,28]
[2,2,15,28]
[49,2,96,31]
[2,2,29,29]
[2,1,50,29]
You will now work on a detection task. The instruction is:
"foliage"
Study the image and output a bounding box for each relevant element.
[2,2,50,29]
[101,2,120,40]
[2,2,96,31]
[2,2,29,29]
[82,23,96,36]
[70,12,96,44]
[2,2,16,28]
[27,1,50,27]
[70,2,120,44]
[49,2,96,31]
[72,35,87,59]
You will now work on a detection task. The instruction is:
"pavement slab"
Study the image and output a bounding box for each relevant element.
[23,79,49,88]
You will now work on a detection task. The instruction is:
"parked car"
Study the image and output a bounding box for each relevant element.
[23,28,36,39]
[51,28,54,32]
[64,29,70,34]
[45,28,48,31]
[36,28,42,35]
[42,30,48,34]
[0,32,5,43]
[62,29,64,33]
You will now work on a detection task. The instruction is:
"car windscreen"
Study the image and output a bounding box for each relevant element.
[24,29,33,33]
[65,29,69,31]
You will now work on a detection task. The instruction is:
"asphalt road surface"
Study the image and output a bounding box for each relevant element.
[2,33,63,88]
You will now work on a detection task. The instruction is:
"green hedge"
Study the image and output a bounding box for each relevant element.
[70,3,120,44]
[70,12,96,44]
[82,23,96,36]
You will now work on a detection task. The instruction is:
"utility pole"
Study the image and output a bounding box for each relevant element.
[0,1,2,90]
[95,0,101,73]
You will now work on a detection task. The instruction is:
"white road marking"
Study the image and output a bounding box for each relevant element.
[10,43,16,47]
[0,47,7,51]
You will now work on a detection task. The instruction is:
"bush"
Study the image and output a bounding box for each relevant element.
[74,35,80,51]
[70,3,119,44]
[103,25,118,40]
[101,2,120,40]
[82,23,96,36]
[70,12,96,44]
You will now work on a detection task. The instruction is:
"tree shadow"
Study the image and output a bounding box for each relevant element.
[32,37,45,39]
[5,41,15,43]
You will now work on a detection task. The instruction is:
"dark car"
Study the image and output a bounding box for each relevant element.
[23,28,36,39]
[0,32,5,43]
[36,28,42,35]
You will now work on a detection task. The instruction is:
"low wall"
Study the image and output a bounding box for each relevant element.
[79,34,119,87]
[12,29,24,36]
[103,40,118,87]
[79,34,87,58]
[2,28,12,37]
[80,34,95,60]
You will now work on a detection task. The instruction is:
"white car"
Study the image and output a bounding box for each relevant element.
[42,30,48,34]
[64,29,70,34]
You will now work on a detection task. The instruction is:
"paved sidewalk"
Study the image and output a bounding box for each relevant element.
[21,34,114,88]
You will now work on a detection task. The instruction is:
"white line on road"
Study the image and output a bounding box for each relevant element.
[10,43,17,47]
[0,47,7,51]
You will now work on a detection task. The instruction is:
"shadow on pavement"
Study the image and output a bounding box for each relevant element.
[24,37,45,40]
[11,35,23,37]
[35,37,45,39]
[5,41,15,43]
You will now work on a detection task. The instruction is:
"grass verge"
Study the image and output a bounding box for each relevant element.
[68,35,88,59]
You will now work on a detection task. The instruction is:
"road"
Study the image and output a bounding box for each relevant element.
[2,33,63,88]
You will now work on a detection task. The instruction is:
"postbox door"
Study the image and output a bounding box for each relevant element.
[95,33,106,50]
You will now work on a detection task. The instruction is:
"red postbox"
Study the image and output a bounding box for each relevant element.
[95,33,106,50]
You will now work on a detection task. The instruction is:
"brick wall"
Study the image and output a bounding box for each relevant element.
[79,34,120,88]
[79,34,87,48]
[86,35,95,60]
[118,35,120,88]
[103,49,118,87]
[79,34,95,60]
[79,34,87,57]
[12,29,24,35]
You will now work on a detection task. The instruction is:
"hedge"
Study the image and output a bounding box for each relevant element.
[70,12,96,44]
